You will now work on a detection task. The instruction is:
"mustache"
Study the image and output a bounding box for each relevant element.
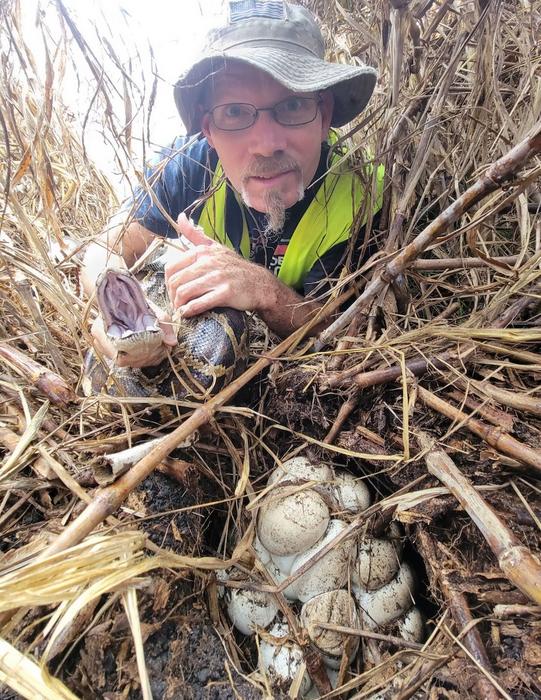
[242,155,301,180]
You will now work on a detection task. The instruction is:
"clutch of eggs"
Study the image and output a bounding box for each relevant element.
[220,456,424,695]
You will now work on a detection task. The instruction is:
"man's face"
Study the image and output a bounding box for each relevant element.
[201,63,333,225]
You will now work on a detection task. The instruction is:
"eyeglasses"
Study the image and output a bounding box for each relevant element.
[206,96,322,131]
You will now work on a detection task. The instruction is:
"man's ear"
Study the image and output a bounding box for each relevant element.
[319,90,334,140]
[201,112,214,148]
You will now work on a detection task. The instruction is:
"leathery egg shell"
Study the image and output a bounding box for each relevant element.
[353,562,415,630]
[397,606,424,643]
[226,588,278,636]
[333,471,371,513]
[267,456,334,488]
[289,519,354,603]
[257,486,330,557]
[300,589,360,669]
[263,558,298,601]
[270,552,297,576]
[252,536,272,566]
[353,537,401,590]
[259,622,312,696]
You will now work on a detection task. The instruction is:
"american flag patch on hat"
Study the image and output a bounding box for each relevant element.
[229,0,286,23]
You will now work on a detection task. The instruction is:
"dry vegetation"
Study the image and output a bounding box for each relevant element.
[1,0,541,698]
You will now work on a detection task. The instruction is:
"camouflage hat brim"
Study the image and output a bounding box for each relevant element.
[174,45,377,135]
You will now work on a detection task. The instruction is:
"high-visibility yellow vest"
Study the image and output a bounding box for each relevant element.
[198,148,384,291]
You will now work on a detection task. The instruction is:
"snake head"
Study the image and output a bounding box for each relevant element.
[96,268,164,355]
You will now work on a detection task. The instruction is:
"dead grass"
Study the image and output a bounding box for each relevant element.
[1,0,541,698]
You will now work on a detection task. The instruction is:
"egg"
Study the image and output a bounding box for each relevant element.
[259,622,312,696]
[333,471,371,513]
[252,536,272,566]
[353,563,415,630]
[397,605,424,643]
[300,589,360,669]
[267,456,334,487]
[257,486,330,556]
[263,557,298,601]
[303,667,341,698]
[270,552,297,576]
[289,519,354,603]
[226,587,279,636]
[353,536,401,590]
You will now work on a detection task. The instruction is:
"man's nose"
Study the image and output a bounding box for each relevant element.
[247,110,287,157]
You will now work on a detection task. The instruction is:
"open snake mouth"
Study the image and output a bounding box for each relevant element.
[96,269,161,343]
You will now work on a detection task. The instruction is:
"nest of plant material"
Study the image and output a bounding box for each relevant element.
[1,0,541,698]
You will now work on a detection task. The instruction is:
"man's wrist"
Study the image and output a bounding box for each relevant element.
[253,267,282,314]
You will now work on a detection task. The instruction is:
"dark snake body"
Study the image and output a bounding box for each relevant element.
[84,248,250,399]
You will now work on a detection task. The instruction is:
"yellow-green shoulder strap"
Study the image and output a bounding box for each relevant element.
[198,164,250,259]
[277,156,384,289]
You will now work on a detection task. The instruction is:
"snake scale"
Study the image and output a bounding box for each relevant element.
[84,246,250,399]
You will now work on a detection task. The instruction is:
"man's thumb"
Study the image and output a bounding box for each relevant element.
[175,212,213,247]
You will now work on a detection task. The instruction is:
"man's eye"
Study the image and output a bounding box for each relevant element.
[223,104,249,118]
[282,98,304,112]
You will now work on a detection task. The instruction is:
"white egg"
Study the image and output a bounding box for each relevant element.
[333,471,371,513]
[270,552,297,575]
[263,558,298,601]
[252,535,272,566]
[289,519,354,603]
[259,622,312,696]
[267,456,334,487]
[226,587,279,636]
[353,563,415,630]
[300,589,360,669]
[397,605,424,643]
[353,536,401,590]
[257,486,330,556]
[303,667,342,698]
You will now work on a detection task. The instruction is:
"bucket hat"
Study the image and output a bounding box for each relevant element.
[174,0,377,135]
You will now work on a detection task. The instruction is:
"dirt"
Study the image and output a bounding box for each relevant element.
[57,470,262,699]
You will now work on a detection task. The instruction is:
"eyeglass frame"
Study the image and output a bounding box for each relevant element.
[205,95,323,132]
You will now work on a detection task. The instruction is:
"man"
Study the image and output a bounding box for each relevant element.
[82,0,382,368]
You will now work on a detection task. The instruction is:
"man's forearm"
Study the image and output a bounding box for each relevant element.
[80,239,126,299]
[257,275,329,338]
[80,221,154,300]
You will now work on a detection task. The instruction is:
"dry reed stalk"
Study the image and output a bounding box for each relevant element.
[417,529,501,700]
[314,125,541,350]
[323,388,360,443]
[452,376,541,417]
[417,386,541,475]
[411,255,520,270]
[326,348,461,390]
[0,345,76,406]
[446,388,515,432]
[0,637,80,700]
[421,435,541,604]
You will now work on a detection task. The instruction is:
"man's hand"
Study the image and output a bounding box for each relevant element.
[91,307,177,368]
[164,213,329,338]
[164,213,279,317]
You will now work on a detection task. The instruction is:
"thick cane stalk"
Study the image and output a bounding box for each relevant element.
[420,437,541,604]
[0,345,76,406]
[417,386,541,475]
[417,529,503,700]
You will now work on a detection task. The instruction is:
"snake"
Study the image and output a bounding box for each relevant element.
[83,246,250,400]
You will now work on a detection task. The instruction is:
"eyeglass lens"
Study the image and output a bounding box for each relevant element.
[210,97,319,131]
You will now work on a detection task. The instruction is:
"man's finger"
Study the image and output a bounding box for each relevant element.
[175,212,213,247]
